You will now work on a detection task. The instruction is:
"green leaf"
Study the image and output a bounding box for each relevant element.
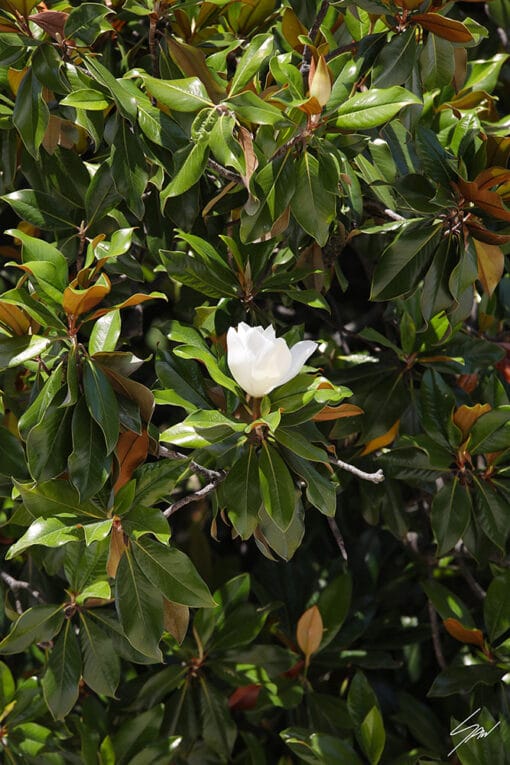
[419,369,460,452]
[200,678,237,758]
[274,426,328,462]
[26,404,72,482]
[42,620,82,720]
[64,3,111,45]
[371,224,442,301]
[160,139,209,200]
[240,153,296,242]
[209,113,245,173]
[12,70,49,159]
[358,706,385,765]
[428,665,505,697]
[155,351,211,412]
[372,29,418,88]
[282,449,337,517]
[484,572,510,643]
[0,335,51,371]
[0,424,28,479]
[89,310,121,355]
[68,397,111,501]
[83,519,113,545]
[13,478,104,521]
[431,479,471,557]
[420,33,455,90]
[468,407,510,454]
[83,359,119,455]
[228,91,284,125]
[317,573,352,649]
[60,88,110,111]
[259,442,296,531]
[223,447,261,539]
[139,73,212,112]
[290,152,337,246]
[348,673,380,728]
[2,189,79,231]
[84,56,138,120]
[115,547,163,661]
[121,505,170,544]
[173,345,239,394]
[110,119,148,218]
[281,727,363,765]
[472,477,510,550]
[230,34,274,95]
[79,614,120,697]
[6,517,81,559]
[137,101,186,150]
[422,580,475,627]
[335,87,421,130]
[0,606,64,655]
[85,162,123,226]
[133,536,215,608]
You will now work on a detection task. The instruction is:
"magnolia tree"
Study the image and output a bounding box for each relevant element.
[0,0,510,762]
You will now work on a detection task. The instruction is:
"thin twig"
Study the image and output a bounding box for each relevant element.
[456,555,486,600]
[163,477,225,518]
[327,517,348,561]
[428,598,447,670]
[325,41,358,61]
[301,0,330,76]
[158,445,224,482]
[332,458,385,484]
[207,158,243,185]
[1,571,45,613]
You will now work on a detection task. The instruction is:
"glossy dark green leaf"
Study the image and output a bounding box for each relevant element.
[110,120,148,218]
[422,580,475,627]
[42,620,82,720]
[420,33,455,90]
[64,3,111,45]
[137,101,186,151]
[85,162,123,226]
[83,359,119,455]
[472,477,510,550]
[84,56,137,120]
[372,29,418,88]
[160,139,209,200]
[12,70,49,159]
[240,153,296,242]
[431,479,471,557]
[26,404,72,482]
[484,572,510,643]
[419,369,460,452]
[0,606,64,655]
[281,727,363,765]
[468,407,510,454]
[6,517,81,559]
[428,665,505,698]
[2,188,79,231]
[317,573,352,649]
[290,152,336,246]
[133,536,215,608]
[115,548,163,661]
[347,672,380,728]
[13,478,104,522]
[335,87,421,130]
[68,397,111,501]
[228,91,284,125]
[223,448,261,539]
[200,678,237,758]
[139,73,212,112]
[79,614,120,697]
[259,442,296,531]
[0,424,29,479]
[282,449,337,517]
[371,224,442,301]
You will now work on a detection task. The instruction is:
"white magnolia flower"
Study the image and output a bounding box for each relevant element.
[226,322,317,398]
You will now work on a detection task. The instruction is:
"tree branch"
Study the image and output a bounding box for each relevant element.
[163,474,225,518]
[158,445,224,482]
[207,158,243,185]
[327,516,348,561]
[1,571,45,612]
[428,598,447,670]
[301,1,330,76]
[332,458,385,484]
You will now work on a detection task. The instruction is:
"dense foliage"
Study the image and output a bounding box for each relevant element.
[0,0,510,762]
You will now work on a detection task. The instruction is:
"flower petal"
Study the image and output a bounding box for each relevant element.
[277,340,318,387]
[227,326,256,395]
